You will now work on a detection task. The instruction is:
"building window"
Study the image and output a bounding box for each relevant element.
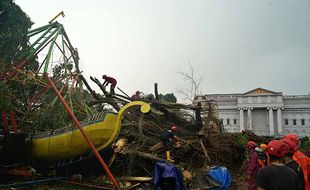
[284,119,288,125]
[293,119,296,125]
[234,119,237,125]
[227,119,230,125]
[301,119,305,126]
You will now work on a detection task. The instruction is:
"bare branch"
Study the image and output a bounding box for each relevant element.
[177,61,204,103]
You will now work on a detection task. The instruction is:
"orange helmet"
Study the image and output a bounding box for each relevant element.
[171,125,177,132]
[247,141,256,149]
[267,140,287,157]
[260,144,267,151]
[283,134,299,146]
[282,138,297,154]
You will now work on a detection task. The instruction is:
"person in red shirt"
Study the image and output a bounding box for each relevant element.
[102,75,117,94]
[245,141,259,190]
[284,134,310,190]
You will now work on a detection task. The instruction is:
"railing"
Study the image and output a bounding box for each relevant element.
[30,112,110,139]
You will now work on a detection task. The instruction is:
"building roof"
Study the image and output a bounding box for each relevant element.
[202,87,283,98]
[243,87,282,95]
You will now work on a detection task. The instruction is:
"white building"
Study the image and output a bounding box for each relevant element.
[199,88,310,137]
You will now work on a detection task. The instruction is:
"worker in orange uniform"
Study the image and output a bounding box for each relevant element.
[102,75,117,94]
[284,133,310,190]
[256,143,269,168]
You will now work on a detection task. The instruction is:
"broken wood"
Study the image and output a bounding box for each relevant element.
[122,150,165,162]
[200,139,211,162]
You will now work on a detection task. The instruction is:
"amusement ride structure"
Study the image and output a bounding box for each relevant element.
[0,12,150,189]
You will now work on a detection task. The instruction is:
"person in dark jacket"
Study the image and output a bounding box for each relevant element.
[282,138,305,190]
[256,140,301,190]
[159,126,177,161]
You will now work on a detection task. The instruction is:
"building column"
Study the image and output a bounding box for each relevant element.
[247,108,252,130]
[239,108,244,132]
[268,108,274,136]
[277,108,283,134]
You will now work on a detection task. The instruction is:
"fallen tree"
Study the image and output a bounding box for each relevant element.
[81,77,251,189]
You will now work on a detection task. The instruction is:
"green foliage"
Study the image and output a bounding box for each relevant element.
[300,136,310,152]
[143,93,177,103]
[162,93,177,103]
[157,93,177,103]
[0,0,33,63]
[30,102,68,132]
[0,1,94,134]
[143,93,155,101]
[52,63,73,80]
[0,82,12,111]
[232,132,248,148]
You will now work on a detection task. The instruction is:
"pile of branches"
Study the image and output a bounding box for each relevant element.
[83,76,248,187]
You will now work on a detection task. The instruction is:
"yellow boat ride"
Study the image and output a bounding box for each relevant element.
[27,101,150,161]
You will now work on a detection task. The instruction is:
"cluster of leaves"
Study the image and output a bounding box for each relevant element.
[0,0,32,63]
[160,93,177,103]
[0,0,95,133]
[0,0,37,117]
[0,82,12,111]
[144,93,177,103]
[300,136,310,153]
[232,132,249,148]
[52,62,74,79]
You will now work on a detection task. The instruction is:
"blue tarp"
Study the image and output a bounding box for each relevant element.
[153,161,186,190]
[207,166,232,190]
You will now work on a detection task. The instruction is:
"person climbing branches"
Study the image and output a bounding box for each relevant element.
[159,125,178,162]
[102,74,117,94]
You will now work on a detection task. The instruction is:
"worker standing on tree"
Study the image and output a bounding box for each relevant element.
[131,91,141,101]
[245,141,259,190]
[256,140,301,190]
[102,75,117,94]
[282,138,305,190]
[283,133,310,190]
[159,125,177,161]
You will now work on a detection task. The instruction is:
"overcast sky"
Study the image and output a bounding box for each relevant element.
[15,0,310,102]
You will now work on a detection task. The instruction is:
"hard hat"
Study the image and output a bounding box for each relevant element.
[267,140,287,157]
[282,138,297,154]
[102,74,107,79]
[260,144,267,151]
[283,134,299,146]
[247,141,256,149]
[171,125,177,132]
